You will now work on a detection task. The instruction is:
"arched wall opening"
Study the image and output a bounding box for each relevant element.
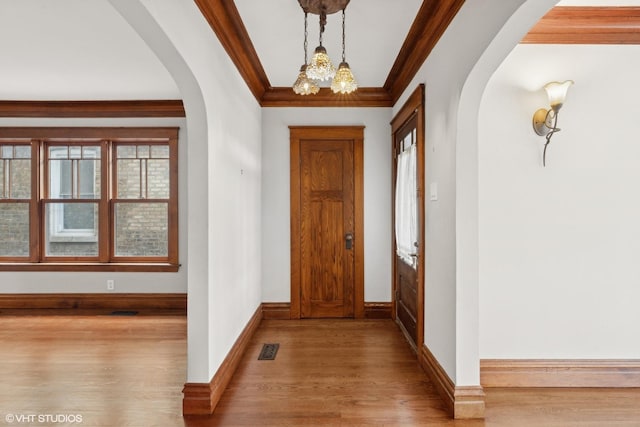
[455,0,561,386]
[110,0,264,391]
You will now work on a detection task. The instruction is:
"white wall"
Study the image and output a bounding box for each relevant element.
[479,44,640,359]
[112,0,263,384]
[261,108,392,303]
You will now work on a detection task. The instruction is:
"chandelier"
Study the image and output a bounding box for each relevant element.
[292,0,358,95]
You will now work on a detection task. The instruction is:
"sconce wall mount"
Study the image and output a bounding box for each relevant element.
[532,80,573,166]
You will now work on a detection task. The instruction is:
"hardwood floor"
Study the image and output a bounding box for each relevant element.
[0,312,187,427]
[191,319,452,426]
[0,314,639,426]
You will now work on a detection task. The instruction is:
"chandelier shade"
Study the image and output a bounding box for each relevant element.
[293,64,320,95]
[331,62,357,94]
[306,46,336,81]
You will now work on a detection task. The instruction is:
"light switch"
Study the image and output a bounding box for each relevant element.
[430,182,438,201]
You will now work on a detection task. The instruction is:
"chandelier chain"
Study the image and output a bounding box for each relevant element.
[304,12,308,64]
[341,9,346,62]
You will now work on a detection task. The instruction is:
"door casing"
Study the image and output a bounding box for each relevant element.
[391,85,425,351]
[289,126,365,319]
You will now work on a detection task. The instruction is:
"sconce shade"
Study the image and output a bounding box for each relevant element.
[544,80,573,111]
[533,80,574,166]
[307,46,336,81]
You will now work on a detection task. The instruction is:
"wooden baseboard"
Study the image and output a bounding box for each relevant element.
[364,302,392,319]
[0,293,186,312]
[261,302,392,320]
[182,304,263,415]
[262,302,291,320]
[419,345,485,419]
[453,386,486,419]
[481,359,640,388]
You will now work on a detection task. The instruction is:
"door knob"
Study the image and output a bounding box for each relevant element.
[345,233,353,250]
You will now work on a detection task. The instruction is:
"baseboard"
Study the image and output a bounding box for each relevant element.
[364,302,392,319]
[182,304,263,415]
[419,345,485,419]
[0,293,186,312]
[481,359,640,388]
[262,302,291,319]
[261,302,391,320]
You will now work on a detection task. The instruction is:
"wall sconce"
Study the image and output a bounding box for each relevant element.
[532,80,573,166]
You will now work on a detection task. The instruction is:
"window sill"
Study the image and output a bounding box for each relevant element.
[0,263,180,272]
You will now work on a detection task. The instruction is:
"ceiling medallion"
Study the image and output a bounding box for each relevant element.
[298,0,350,16]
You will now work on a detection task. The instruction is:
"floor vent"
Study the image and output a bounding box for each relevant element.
[258,343,279,360]
[110,310,139,316]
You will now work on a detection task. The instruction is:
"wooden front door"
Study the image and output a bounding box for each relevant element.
[391,85,425,350]
[290,126,364,319]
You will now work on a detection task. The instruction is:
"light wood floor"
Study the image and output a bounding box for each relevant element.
[1,314,639,426]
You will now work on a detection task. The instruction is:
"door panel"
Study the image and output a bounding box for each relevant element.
[397,258,417,341]
[291,127,363,319]
[305,199,348,317]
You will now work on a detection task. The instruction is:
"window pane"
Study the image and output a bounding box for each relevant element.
[0,160,4,198]
[117,159,141,198]
[78,159,100,198]
[0,203,30,257]
[45,202,98,257]
[49,146,68,159]
[151,145,169,159]
[114,203,167,257]
[49,159,72,198]
[69,146,82,159]
[11,159,31,199]
[117,145,136,159]
[148,159,170,199]
[1,146,31,199]
[14,146,31,159]
[1,146,13,158]
[137,145,150,158]
[82,146,100,159]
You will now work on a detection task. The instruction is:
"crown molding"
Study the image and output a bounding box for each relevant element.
[194,0,271,102]
[384,0,465,104]
[195,0,464,107]
[0,100,185,118]
[261,87,392,108]
[523,7,640,44]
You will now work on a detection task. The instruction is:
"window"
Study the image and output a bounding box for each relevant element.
[0,127,178,271]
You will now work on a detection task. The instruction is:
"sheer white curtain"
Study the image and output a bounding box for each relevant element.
[395,143,417,267]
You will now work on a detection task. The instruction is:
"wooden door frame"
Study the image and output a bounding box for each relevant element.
[289,126,365,319]
[391,85,425,350]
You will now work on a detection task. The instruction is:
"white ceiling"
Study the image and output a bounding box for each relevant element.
[557,0,640,4]
[234,0,422,88]
[0,0,179,100]
[0,0,636,101]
